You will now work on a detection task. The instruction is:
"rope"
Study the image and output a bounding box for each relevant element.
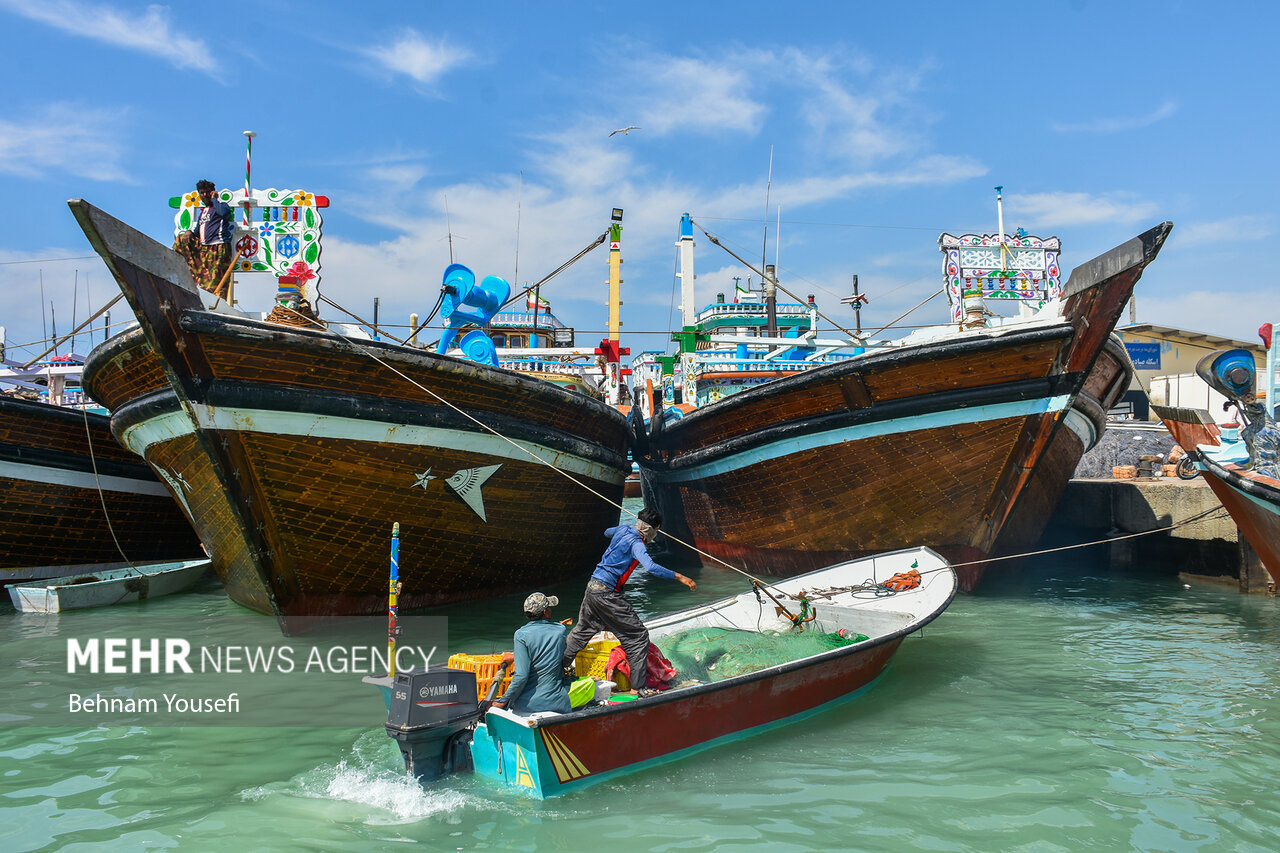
[272,300,803,619]
[944,504,1232,572]
[499,233,607,313]
[865,288,945,339]
[691,220,863,342]
[80,404,139,574]
[778,505,1235,602]
[315,293,409,345]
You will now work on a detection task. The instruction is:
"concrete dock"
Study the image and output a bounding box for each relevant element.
[1044,476,1272,593]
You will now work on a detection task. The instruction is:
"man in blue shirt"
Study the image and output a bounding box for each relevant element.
[174,179,235,301]
[561,508,696,696]
[492,592,572,715]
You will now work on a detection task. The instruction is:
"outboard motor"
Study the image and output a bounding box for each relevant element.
[385,666,481,782]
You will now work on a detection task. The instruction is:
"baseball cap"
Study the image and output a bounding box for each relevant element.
[523,592,559,614]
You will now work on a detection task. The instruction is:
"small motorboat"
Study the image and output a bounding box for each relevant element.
[372,546,956,797]
[6,558,211,612]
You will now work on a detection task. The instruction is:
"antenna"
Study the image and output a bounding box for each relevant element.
[39,272,47,348]
[761,145,774,272]
[444,195,455,264]
[774,205,781,271]
[71,270,78,355]
[514,171,523,285]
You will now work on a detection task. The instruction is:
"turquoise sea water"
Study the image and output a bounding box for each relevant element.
[3,518,1279,851]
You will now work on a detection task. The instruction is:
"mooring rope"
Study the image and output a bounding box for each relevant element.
[80,403,140,579]
[270,301,803,616]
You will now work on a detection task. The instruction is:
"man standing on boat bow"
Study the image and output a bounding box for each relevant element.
[562,508,696,696]
[174,179,234,301]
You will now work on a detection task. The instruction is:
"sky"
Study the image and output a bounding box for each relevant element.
[1,0,1276,365]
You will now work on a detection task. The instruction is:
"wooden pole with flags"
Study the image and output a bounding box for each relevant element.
[242,131,257,227]
[388,522,401,677]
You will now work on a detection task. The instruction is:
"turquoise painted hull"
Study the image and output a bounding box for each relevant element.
[470,668,890,798]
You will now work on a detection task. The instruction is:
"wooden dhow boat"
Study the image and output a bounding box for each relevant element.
[633,213,1169,590]
[0,393,203,581]
[1153,343,1280,585]
[72,197,629,634]
[375,546,956,797]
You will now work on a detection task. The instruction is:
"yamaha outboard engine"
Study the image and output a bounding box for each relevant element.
[385,666,481,782]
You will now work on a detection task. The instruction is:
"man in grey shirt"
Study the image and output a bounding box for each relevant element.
[492,592,572,715]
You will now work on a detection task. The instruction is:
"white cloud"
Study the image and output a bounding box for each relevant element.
[1052,100,1179,133]
[358,29,470,87]
[0,104,131,182]
[1174,215,1271,247]
[624,55,766,136]
[777,155,987,209]
[1007,191,1160,229]
[783,48,929,162]
[0,0,216,74]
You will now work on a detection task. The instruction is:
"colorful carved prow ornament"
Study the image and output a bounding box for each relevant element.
[170,188,329,308]
[939,230,1062,322]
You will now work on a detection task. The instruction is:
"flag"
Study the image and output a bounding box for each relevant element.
[1260,323,1273,349]
[527,291,550,312]
[733,281,751,303]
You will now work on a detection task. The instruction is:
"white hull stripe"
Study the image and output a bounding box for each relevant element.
[651,395,1073,483]
[1061,407,1098,451]
[0,459,170,496]
[120,406,626,485]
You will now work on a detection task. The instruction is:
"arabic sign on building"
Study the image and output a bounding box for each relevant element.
[1124,342,1161,369]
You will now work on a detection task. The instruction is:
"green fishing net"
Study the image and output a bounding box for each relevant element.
[660,627,868,683]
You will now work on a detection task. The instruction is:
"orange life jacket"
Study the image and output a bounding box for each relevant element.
[881,569,921,591]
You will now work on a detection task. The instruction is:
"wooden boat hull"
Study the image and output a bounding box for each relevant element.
[984,336,1134,566]
[0,395,203,580]
[1153,405,1280,584]
[464,547,956,796]
[72,199,629,634]
[638,225,1168,591]
[6,558,210,612]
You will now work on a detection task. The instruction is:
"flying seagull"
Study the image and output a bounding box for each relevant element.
[609,126,640,137]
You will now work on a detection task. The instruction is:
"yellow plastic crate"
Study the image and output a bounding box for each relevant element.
[573,635,621,680]
[447,652,513,702]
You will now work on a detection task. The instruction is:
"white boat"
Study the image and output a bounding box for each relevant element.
[5,558,211,612]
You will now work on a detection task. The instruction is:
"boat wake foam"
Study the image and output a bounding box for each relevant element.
[241,732,472,823]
